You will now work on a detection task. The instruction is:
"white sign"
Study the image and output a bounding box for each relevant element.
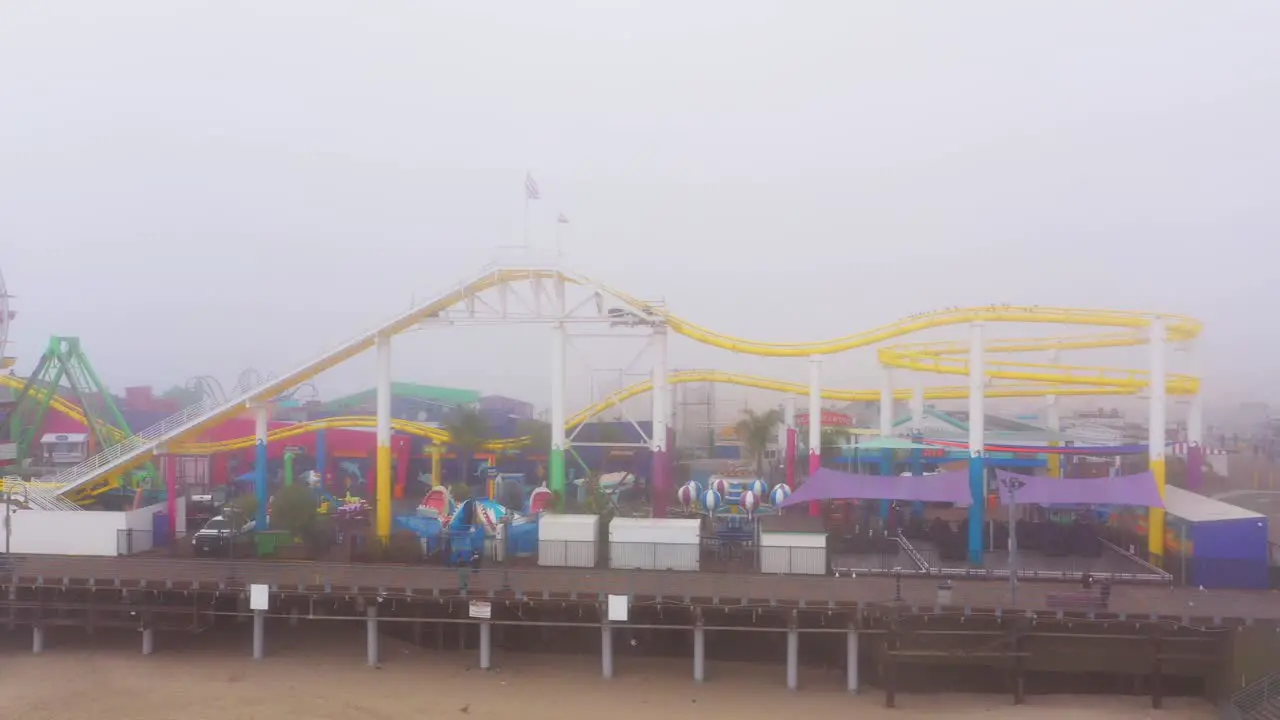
[607,594,629,622]
[468,600,492,619]
[249,584,270,611]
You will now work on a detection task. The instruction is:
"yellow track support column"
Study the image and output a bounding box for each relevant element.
[1046,351,1062,478]
[1147,318,1168,564]
[431,445,443,487]
[375,332,393,544]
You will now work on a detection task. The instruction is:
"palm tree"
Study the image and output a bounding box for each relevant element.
[444,405,490,487]
[735,407,783,478]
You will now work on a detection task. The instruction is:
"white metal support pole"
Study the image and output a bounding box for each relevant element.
[879,366,894,437]
[784,395,797,488]
[375,332,393,543]
[32,623,44,654]
[252,610,266,660]
[1046,350,1062,479]
[1187,341,1203,446]
[253,404,269,529]
[651,325,669,517]
[601,622,614,679]
[878,365,896,517]
[846,627,860,693]
[786,626,800,691]
[1148,317,1169,562]
[550,321,567,502]
[142,623,155,656]
[693,623,706,683]
[366,604,379,667]
[806,355,822,516]
[967,322,986,565]
[549,277,568,505]
[910,376,925,433]
[1186,339,1205,491]
[479,621,493,670]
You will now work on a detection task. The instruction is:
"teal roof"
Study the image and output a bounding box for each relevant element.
[891,407,968,431]
[846,437,938,450]
[324,382,481,410]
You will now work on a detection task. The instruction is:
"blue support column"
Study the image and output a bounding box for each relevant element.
[910,432,924,518]
[878,449,893,518]
[967,453,985,565]
[255,439,269,528]
[316,430,328,482]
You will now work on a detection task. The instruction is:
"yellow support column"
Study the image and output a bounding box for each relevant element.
[431,445,443,487]
[374,333,393,544]
[1146,318,1168,564]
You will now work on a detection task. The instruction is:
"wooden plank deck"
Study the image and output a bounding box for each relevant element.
[6,555,1278,621]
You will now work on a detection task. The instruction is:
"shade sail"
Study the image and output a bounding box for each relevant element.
[994,469,1164,508]
[925,439,1151,455]
[779,467,973,507]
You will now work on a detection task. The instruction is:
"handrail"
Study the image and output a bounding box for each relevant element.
[1230,672,1280,717]
[47,372,277,495]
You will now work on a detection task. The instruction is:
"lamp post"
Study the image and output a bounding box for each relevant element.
[999,476,1026,608]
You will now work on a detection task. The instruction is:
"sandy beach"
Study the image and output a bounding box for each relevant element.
[0,625,1215,720]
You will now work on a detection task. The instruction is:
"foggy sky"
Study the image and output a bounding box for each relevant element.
[2,2,1277,418]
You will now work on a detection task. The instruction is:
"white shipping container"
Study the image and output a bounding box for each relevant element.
[758,515,828,575]
[759,545,827,575]
[539,514,601,568]
[609,517,702,571]
[609,517,701,544]
[610,540,700,571]
[540,514,602,542]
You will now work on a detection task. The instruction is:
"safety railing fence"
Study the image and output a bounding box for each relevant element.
[117,529,188,557]
[4,552,1273,621]
[49,275,511,495]
[1227,672,1280,720]
[901,536,1170,584]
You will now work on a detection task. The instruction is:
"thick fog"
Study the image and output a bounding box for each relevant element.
[1,2,1276,419]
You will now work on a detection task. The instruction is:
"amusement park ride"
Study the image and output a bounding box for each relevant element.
[0,261,1204,565]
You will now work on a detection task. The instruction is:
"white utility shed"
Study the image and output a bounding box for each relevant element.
[538,513,601,568]
[609,517,702,571]
[758,514,828,575]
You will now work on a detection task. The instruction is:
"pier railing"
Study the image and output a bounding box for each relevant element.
[3,553,1277,619]
[1226,672,1280,720]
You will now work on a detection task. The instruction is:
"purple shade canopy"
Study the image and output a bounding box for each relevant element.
[779,468,973,507]
[994,469,1164,508]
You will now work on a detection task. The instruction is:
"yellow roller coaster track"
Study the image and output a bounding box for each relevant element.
[25,371,1156,460]
[0,374,128,442]
[15,266,1199,503]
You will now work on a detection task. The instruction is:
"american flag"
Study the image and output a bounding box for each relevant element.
[557,213,569,224]
[525,173,541,200]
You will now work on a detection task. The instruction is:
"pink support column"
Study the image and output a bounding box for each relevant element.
[784,396,797,488]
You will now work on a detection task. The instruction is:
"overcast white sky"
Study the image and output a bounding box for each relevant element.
[1,2,1277,419]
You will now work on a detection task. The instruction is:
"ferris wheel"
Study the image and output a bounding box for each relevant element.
[0,264,11,369]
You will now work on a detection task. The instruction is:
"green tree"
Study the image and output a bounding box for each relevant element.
[515,419,551,455]
[735,407,784,478]
[444,405,490,487]
[226,493,259,525]
[270,483,318,540]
